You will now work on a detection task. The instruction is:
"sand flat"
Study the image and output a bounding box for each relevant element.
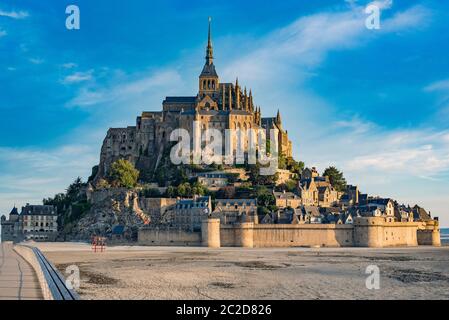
[29,242,449,300]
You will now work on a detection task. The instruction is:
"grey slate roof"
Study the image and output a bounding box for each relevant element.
[200,63,218,77]
[21,205,57,216]
[163,96,197,104]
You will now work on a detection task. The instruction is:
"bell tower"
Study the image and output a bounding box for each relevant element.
[199,17,219,97]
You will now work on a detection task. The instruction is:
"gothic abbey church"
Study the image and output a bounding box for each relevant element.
[97,21,292,179]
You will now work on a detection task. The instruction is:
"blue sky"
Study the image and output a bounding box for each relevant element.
[1,0,449,226]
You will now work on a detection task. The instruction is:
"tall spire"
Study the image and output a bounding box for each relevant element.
[276,109,282,126]
[206,17,213,66]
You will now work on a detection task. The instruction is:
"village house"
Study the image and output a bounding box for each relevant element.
[196,171,228,190]
[296,168,339,207]
[173,196,212,232]
[273,191,301,209]
[367,198,395,217]
[297,179,319,206]
[212,199,258,224]
[276,169,297,185]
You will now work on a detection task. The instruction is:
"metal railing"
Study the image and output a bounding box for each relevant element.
[31,247,80,300]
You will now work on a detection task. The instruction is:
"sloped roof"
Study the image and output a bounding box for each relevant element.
[412,205,432,221]
[216,199,257,206]
[21,205,57,216]
[163,96,197,104]
[302,205,321,217]
[273,192,298,199]
[200,63,218,77]
[367,198,393,205]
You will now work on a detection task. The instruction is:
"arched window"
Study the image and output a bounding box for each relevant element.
[203,80,207,89]
[207,80,211,89]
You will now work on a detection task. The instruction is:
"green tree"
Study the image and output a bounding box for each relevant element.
[323,166,347,192]
[66,177,84,200]
[191,182,208,196]
[166,186,177,198]
[248,164,279,186]
[288,159,305,175]
[277,179,297,192]
[256,187,275,207]
[109,159,139,188]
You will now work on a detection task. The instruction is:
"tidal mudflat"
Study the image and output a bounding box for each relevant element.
[31,242,449,300]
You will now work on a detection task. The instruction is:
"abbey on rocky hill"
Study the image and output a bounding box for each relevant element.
[96,20,292,180]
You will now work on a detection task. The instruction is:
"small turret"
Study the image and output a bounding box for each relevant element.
[249,89,253,112]
[235,78,240,109]
[276,109,282,128]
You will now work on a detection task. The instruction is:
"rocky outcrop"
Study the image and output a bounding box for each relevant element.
[68,188,151,241]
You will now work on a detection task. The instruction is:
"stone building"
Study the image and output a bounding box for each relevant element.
[0,207,22,242]
[273,191,301,209]
[296,168,339,207]
[21,204,58,241]
[173,196,212,232]
[138,197,177,225]
[297,178,319,206]
[96,20,292,181]
[212,199,258,224]
[196,171,228,190]
[1,204,58,242]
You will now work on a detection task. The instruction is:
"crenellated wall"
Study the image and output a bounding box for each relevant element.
[138,227,201,246]
[353,217,418,247]
[138,217,440,248]
[417,220,441,246]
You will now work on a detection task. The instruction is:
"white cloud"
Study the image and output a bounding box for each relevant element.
[382,5,431,32]
[368,0,393,10]
[68,69,183,108]
[62,62,77,69]
[221,3,430,90]
[0,144,98,216]
[307,123,449,178]
[29,58,44,64]
[0,9,29,19]
[424,78,449,92]
[62,70,94,84]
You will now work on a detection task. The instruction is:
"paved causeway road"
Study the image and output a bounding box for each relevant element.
[0,242,43,300]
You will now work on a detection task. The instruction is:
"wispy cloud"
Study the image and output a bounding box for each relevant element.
[62,70,94,84]
[222,3,430,86]
[68,69,183,108]
[425,78,449,92]
[0,144,98,214]
[0,9,29,19]
[305,118,449,179]
[29,58,44,64]
[382,5,431,32]
[0,29,6,37]
[62,62,77,69]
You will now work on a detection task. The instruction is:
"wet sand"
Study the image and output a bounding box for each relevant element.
[30,242,449,300]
